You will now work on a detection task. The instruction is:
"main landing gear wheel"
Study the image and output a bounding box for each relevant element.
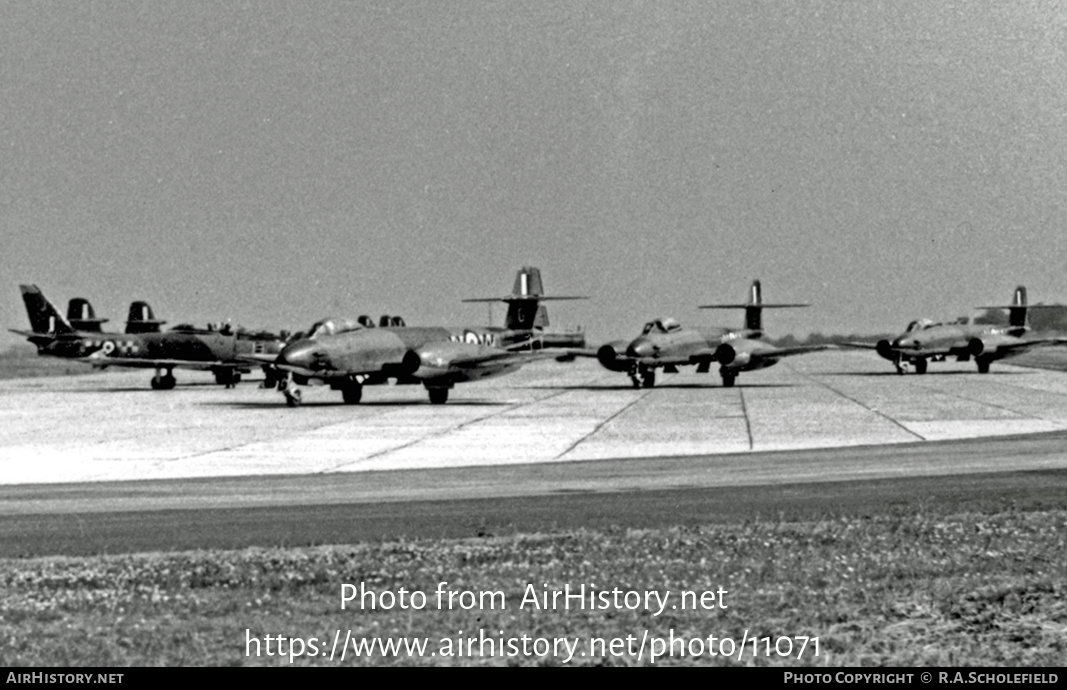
[262,370,280,389]
[214,370,241,388]
[641,370,656,388]
[976,358,991,374]
[428,388,449,405]
[342,384,363,404]
[721,372,736,388]
[914,358,928,375]
[150,373,176,390]
[284,387,303,407]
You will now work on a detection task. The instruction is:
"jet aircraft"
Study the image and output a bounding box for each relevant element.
[595,280,828,388]
[462,266,587,351]
[270,267,585,406]
[11,284,286,389]
[848,286,1066,374]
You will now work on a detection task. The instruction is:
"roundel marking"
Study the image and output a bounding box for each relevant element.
[101,340,116,355]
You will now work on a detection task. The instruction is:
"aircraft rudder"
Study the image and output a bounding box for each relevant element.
[750,280,762,306]
[1009,285,1028,329]
[745,279,764,331]
[126,300,167,334]
[19,284,74,334]
[513,266,545,298]
[67,297,108,332]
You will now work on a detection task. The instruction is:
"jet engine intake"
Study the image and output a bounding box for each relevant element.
[596,341,632,372]
[876,339,894,360]
[714,343,751,368]
[969,334,1012,358]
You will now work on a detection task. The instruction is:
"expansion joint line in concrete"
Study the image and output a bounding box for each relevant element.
[321,388,575,472]
[788,365,926,441]
[914,378,1064,426]
[554,389,652,460]
[738,388,753,451]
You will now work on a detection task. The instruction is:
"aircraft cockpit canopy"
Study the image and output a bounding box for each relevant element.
[307,317,365,339]
[641,318,682,335]
[905,318,936,332]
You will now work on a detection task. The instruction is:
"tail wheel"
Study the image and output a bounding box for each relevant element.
[914,359,928,375]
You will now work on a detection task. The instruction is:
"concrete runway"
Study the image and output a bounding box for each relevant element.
[3,350,1067,487]
[5,349,1067,555]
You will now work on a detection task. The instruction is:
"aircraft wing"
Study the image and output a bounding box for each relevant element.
[559,347,602,357]
[992,337,1067,356]
[598,350,719,367]
[8,328,83,341]
[75,356,246,371]
[840,341,879,350]
[762,344,834,358]
[237,353,281,365]
[449,348,560,368]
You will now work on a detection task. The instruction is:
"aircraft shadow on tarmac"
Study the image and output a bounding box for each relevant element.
[817,369,1033,378]
[526,382,798,391]
[71,381,263,393]
[212,399,513,409]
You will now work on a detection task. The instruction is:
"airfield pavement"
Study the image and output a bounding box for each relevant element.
[3,349,1067,555]
[3,350,1067,485]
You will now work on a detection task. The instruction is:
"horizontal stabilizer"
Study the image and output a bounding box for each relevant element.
[698,303,809,309]
[461,296,587,303]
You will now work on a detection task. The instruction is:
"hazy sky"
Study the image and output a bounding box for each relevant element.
[4,2,1067,346]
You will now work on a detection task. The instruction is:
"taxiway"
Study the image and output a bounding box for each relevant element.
[3,351,1067,486]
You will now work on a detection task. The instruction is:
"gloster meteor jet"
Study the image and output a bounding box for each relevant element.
[848,286,1066,374]
[595,280,828,388]
[270,267,585,406]
[11,284,285,389]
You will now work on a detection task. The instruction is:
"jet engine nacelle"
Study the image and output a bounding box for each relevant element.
[714,343,752,369]
[596,341,632,372]
[876,339,894,360]
[968,334,1013,358]
[402,341,508,382]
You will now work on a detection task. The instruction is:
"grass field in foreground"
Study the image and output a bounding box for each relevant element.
[2,506,1064,666]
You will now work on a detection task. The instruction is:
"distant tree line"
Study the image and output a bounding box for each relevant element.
[768,305,1067,347]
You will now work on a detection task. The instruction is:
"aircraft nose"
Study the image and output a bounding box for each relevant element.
[277,340,328,371]
[626,337,657,359]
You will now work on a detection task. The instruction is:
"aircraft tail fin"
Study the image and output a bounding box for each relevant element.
[977,285,1029,330]
[18,284,76,335]
[462,266,587,330]
[67,297,109,332]
[125,300,167,334]
[1010,285,1027,329]
[698,279,809,333]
